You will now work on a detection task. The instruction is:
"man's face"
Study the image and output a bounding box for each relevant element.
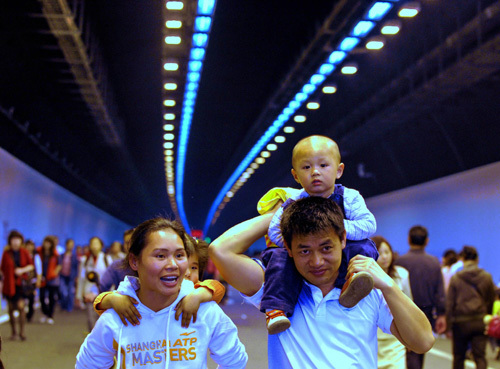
[286,229,346,296]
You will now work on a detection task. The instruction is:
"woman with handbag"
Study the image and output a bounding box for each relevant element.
[38,236,61,324]
[446,245,497,369]
[0,230,34,341]
[23,239,41,322]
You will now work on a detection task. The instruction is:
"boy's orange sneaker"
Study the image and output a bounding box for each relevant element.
[339,271,374,308]
[266,309,291,335]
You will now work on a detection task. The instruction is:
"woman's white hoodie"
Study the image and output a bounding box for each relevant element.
[76,276,248,368]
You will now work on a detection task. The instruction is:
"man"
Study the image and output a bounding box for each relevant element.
[446,245,496,369]
[98,229,134,292]
[396,225,446,369]
[209,197,434,368]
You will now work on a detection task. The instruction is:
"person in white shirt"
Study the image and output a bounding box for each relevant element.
[76,217,247,369]
[209,196,434,369]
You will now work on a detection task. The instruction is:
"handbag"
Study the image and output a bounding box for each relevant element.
[485,316,500,339]
[20,271,37,296]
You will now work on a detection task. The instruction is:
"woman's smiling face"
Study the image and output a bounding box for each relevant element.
[130,228,188,310]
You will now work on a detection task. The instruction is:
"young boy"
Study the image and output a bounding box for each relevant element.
[258,135,378,334]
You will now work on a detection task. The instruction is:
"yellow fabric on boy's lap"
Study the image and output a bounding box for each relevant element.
[257,187,300,215]
[493,300,500,316]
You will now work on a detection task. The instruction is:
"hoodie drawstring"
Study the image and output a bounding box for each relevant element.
[165,309,172,369]
[116,324,124,368]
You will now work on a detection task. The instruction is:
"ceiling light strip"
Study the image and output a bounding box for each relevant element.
[175,0,217,230]
[202,0,405,235]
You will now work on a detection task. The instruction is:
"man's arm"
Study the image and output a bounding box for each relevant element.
[348,255,435,354]
[209,213,274,296]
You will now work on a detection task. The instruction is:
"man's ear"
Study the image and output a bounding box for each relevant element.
[291,168,301,185]
[336,162,345,179]
[129,254,138,271]
[284,242,293,257]
[340,231,347,250]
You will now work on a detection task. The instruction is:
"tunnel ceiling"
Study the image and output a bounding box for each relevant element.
[1,0,500,237]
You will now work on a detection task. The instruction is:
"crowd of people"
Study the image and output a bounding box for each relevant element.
[1,135,499,369]
[0,229,134,341]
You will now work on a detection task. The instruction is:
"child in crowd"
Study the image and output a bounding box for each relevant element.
[93,235,225,328]
[257,135,378,334]
[77,217,246,368]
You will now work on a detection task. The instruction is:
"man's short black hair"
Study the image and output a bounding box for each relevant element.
[459,245,478,261]
[281,196,345,249]
[409,225,428,246]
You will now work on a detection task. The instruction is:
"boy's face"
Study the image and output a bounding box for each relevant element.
[286,229,346,297]
[291,140,344,198]
[185,253,200,284]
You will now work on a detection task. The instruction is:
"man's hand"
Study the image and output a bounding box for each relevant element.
[434,315,447,334]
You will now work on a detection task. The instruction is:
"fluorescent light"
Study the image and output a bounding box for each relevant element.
[341,63,358,74]
[366,2,393,20]
[294,115,306,123]
[310,74,326,85]
[192,33,208,47]
[163,115,176,121]
[339,37,360,51]
[274,135,286,143]
[267,144,278,151]
[302,84,316,94]
[165,36,181,44]
[283,126,295,133]
[194,16,212,32]
[306,102,320,110]
[398,2,420,17]
[163,99,176,107]
[166,20,182,29]
[163,62,179,71]
[322,85,337,94]
[381,20,401,35]
[351,20,375,37]
[328,51,347,64]
[188,61,202,72]
[190,48,206,60]
[166,1,184,10]
[366,37,385,50]
[198,0,216,15]
[318,63,334,75]
[164,82,177,90]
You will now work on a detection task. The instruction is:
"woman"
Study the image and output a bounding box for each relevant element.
[0,230,34,341]
[107,240,125,262]
[371,235,412,369]
[77,236,112,331]
[447,245,496,369]
[23,239,41,322]
[38,236,61,324]
[76,217,247,368]
[58,238,79,312]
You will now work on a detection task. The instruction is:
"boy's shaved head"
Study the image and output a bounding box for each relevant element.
[292,135,341,169]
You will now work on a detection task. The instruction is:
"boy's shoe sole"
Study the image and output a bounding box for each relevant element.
[266,310,291,335]
[339,271,374,308]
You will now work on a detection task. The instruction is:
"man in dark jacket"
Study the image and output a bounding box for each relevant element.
[396,225,447,369]
[446,245,496,369]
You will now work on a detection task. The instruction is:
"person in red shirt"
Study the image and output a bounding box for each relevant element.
[0,230,34,341]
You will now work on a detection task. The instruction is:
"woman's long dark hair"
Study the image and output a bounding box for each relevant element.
[371,235,397,279]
